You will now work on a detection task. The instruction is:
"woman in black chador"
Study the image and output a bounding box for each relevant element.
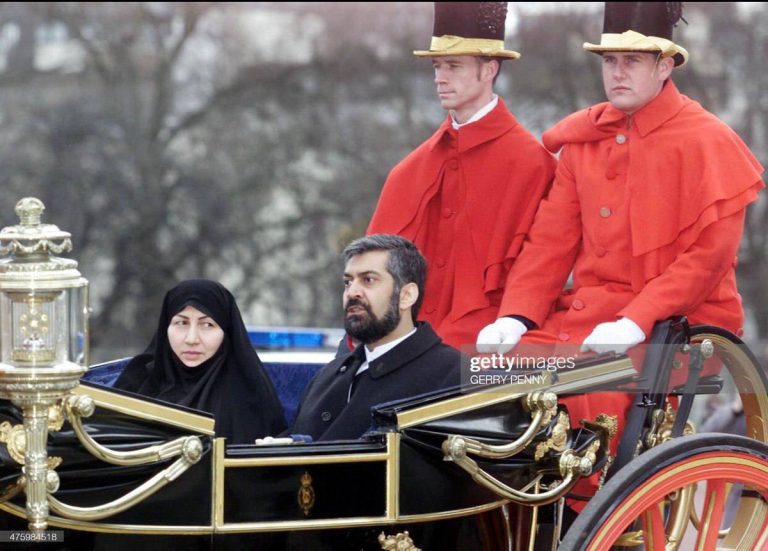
[115,278,285,443]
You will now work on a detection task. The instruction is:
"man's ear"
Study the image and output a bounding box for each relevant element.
[484,59,500,82]
[399,282,419,311]
[657,56,675,81]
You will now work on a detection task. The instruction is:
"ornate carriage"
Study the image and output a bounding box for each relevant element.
[0,199,766,550]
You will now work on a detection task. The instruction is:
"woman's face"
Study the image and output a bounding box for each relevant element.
[167,305,225,368]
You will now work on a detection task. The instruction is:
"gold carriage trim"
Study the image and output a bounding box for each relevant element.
[379,530,422,550]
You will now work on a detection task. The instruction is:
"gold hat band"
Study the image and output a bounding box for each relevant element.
[583,30,689,67]
[414,35,521,59]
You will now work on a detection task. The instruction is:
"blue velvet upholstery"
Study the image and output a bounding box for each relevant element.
[262,363,322,426]
[82,358,323,427]
[83,358,132,387]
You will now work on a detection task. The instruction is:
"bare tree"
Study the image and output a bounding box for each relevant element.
[0,2,764,360]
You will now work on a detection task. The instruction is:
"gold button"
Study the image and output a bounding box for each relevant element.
[599,207,612,218]
[616,134,627,145]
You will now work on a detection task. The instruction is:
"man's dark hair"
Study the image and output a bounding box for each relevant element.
[343,234,427,322]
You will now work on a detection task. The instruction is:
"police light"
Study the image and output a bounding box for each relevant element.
[247,327,345,350]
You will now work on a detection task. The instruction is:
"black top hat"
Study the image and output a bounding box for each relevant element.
[604,2,683,39]
[584,2,688,67]
[414,2,520,59]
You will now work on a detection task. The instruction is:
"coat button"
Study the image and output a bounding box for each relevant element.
[558,332,570,341]
[599,207,612,218]
[321,412,332,422]
[442,207,453,218]
[339,365,348,373]
[594,246,607,257]
[425,306,436,314]
[572,299,585,311]
[436,258,446,268]
[616,134,627,144]
[448,159,458,169]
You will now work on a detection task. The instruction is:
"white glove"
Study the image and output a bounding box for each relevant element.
[476,317,528,354]
[580,317,645,355]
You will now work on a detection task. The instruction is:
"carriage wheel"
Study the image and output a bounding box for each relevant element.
[687,328,768,445]
[559,434,768,550]
[677,329,768,548]
[633,328,768,548]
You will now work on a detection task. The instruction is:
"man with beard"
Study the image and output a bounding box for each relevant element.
[291,234,461,441]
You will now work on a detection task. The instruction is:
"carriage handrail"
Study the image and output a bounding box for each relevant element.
[63,393,203,466]
[46,435,203,521]
[442,391,557,460]
[444,445,595,506]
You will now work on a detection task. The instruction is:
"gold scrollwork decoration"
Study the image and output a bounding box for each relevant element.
[47,403,65,432]
[581,413,618,490]
[535,411,569,461]
[594,413,618,440]
[0,421,26,465]
[297,471,315,517]
[645,401,695,450]
[0,412,65,466]
[378,531,422,551]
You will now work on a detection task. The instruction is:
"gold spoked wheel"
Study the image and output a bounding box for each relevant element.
[559,434,768,550]
[625,327,768,549]
[683,329,768,549]
[686,328,768,446]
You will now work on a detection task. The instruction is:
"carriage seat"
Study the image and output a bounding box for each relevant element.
[82,357,323,426]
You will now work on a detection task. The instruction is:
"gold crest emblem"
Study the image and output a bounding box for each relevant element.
[297,470,315,516]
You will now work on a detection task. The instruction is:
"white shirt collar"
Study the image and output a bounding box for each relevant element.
[450,94,498,130]
[363,328,417,365]
[348,328,417,403]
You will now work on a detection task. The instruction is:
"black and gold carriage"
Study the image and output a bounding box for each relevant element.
[0,199,766,550]
[0,321,766,550]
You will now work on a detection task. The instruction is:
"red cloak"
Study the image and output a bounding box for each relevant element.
[500,81,763,505]
[368,98,556,349]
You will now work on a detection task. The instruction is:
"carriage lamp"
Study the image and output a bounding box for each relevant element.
[0,197,88,532]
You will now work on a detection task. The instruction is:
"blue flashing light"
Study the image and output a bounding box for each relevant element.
[248,328,337,350]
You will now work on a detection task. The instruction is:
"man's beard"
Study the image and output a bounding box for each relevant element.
[344,290,401,345]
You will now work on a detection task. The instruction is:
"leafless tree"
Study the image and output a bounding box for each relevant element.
[0,2,764,360]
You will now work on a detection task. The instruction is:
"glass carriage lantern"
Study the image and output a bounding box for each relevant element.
[0,197,89,532]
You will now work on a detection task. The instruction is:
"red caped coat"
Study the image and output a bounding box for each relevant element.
[499,80,764,502]
[501,80,763,346]
[368,98,556,349]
